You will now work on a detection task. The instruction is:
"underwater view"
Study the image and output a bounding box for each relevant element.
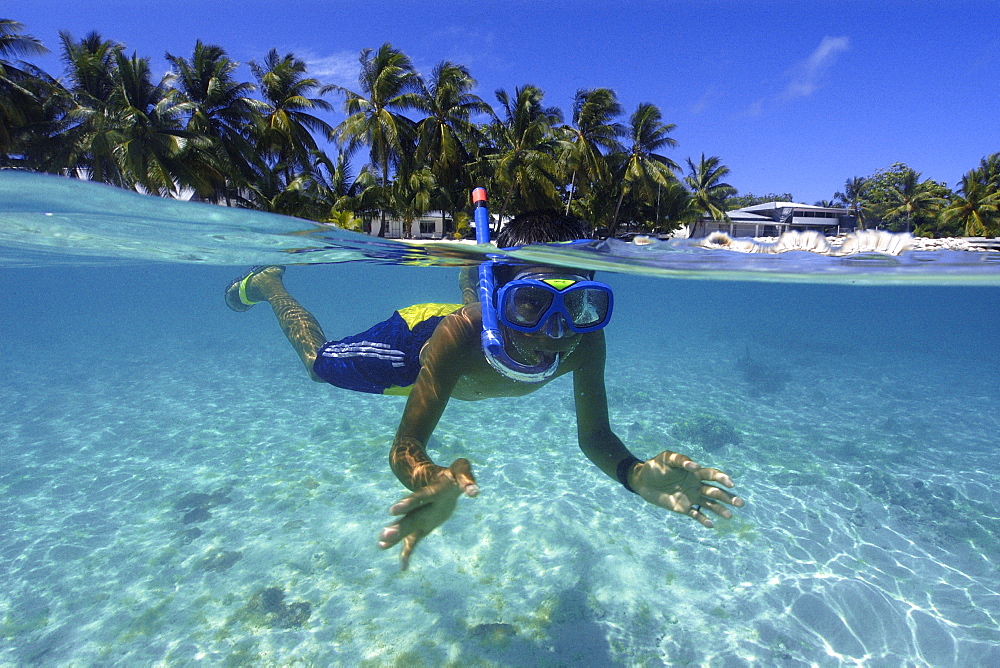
[2,174,999,665]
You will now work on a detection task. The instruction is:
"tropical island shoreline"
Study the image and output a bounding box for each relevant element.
[2,21,998,242]
[401,230,1000,256]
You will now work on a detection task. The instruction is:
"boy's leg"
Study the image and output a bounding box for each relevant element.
[226,266,327,382]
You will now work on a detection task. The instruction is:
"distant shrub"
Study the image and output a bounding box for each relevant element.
[453,212,471,239]
[325,209,363,232]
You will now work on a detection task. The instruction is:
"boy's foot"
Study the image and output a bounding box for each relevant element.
[224,266,285,311]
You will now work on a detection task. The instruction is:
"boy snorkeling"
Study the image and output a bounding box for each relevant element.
[225,206,744,570]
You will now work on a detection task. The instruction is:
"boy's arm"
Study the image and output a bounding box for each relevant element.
[572,332,745,527]
[379,312,479,569]
[389,313,474,489]
[572,331,641,477]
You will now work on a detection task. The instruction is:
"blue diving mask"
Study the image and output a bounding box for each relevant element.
[496,274,613,335]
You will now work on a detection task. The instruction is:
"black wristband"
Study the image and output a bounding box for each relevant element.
[616,455,642,494]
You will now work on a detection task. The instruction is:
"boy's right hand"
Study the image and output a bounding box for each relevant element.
[377,458,478,570]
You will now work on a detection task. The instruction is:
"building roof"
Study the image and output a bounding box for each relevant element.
[735,201,850,215]
[725,210,775,221]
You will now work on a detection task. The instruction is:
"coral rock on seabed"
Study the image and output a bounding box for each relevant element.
[672,414,741,451]
[251,587,313,629]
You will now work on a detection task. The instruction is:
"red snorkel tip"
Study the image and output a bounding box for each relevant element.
[472,187,487,205]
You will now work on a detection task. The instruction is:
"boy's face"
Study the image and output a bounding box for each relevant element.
[501,266,589,362]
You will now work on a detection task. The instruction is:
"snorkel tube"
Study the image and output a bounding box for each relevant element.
[473,188,560,383]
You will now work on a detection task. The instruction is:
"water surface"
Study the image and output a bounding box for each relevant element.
[1,174,998,665]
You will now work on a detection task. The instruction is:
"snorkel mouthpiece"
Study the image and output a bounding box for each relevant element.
[473,188,560,383]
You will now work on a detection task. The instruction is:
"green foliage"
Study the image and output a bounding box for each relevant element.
[834,177,867,229]
[332,43,421,233]
[325,209,364,231]
[451,211,471,239]
[481,84,564,219]
[684,153,736,220]
[672,414,741,451]
[941,156,1000,236]
[726,193,796,209]
[845,163,953,235]
[827,159,1000,237]
[607,102,679,233]
[561,87,625,216]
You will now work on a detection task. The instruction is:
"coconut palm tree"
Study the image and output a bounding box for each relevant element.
[413,61,492,223]
[0,19,50,160]
[655,179,700,232]
[323,151,380,224]
[1,63,66,169]
[941,168,1000,237]
[569,168,619,231]
[52,31,125,184]
[561,87,625,215]
[53,32,211,195]
[482,84,564,223]
[332,43,422,235]
[0,19,45,60]
[684,154,736,234]
[390,166,436,237]
[884,168,946,233]
[51,33,190,193]
[976,152,1000,190]
[166,41,265,202]
[110,50,197,195]
[834,176,868,230]
[610,102,679,233]
[249,49,335,181]
[332,162,382,229]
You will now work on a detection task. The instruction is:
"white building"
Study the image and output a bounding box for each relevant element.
[689,202,856,238]
[368,212,452,239]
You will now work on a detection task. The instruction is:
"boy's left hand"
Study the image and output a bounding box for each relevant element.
[629,450,745,527]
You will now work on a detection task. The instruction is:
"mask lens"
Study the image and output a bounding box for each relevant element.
[504,285,554,328]
[564,288,609,327]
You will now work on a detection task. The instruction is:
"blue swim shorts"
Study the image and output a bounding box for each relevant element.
[312,303,463,395]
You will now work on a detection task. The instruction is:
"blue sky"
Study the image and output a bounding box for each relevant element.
[10,0,1000,204]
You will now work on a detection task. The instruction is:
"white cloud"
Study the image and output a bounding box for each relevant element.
[690,86,719,115]
[780,36,850,100]
[299,50,436,92]
[745,99,764,117]
[736,36,850,117]
[300,50,359,89]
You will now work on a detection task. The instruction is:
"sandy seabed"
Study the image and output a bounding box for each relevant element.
[2,324,998,666]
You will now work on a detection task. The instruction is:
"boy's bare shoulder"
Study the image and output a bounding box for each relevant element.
[442,303,483,341]
[419,304,483,361]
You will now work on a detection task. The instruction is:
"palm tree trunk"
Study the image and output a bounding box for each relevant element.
[610,189,626,236]
[493,181,517,240]
[378,158,388,237]
[565,170,577,215]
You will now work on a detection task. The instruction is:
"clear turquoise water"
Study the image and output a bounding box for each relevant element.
[1,174,999,665]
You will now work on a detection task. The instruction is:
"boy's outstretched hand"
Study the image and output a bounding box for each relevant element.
[377,458,478,570]
[630,450,745,527]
